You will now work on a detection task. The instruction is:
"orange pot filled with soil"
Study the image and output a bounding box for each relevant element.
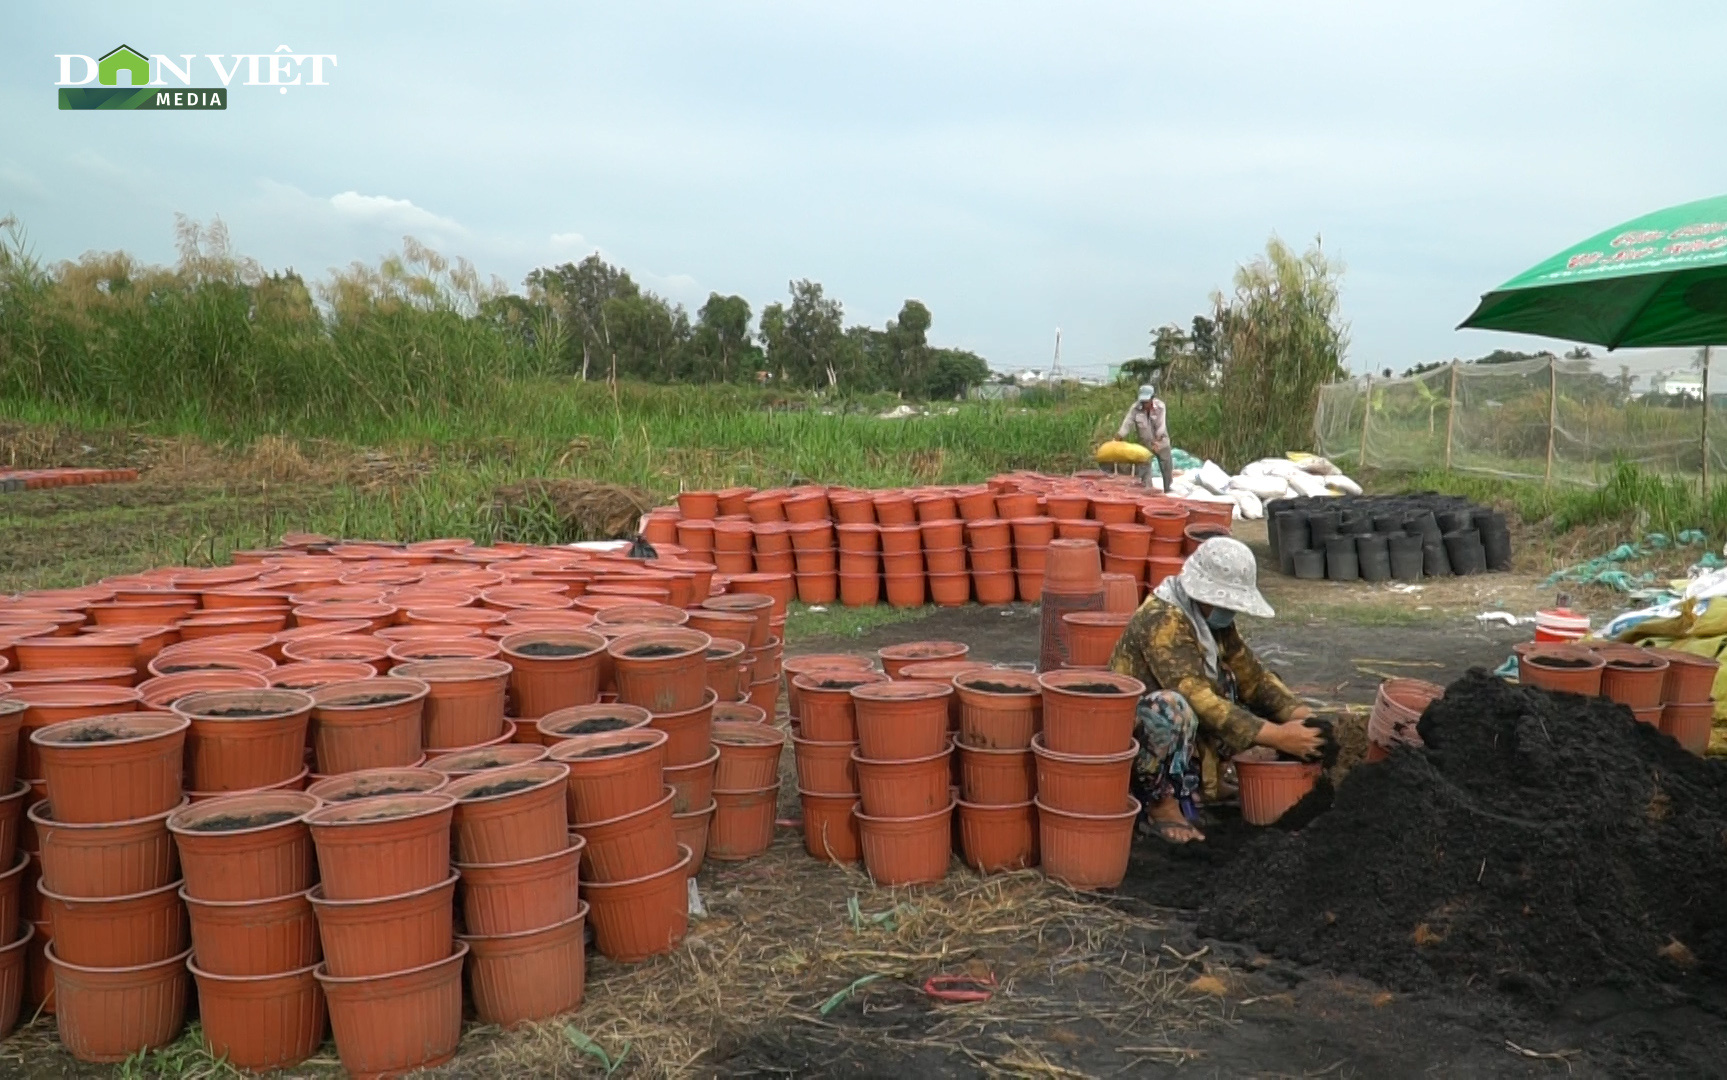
[1648,647,1721,703]
[11,686,142,779]
[855,800,953,886]
[958,798,1037,872]
[535,703,651,746]
[308,873,456,977]
[878,640,969,679]
[31,798,184,897]
[547,728,669,824]
[308,678,429,775]
[1518,646,1605,697]
[305,794,455,901]
[1661,700,1714,755]
[188,958,326,1072]
[708,784,779,861]
[136,670,269,710]
[798,790,862,862]
[167,792,317,902]
[712,721,785,790]
[607,629,712,714]
[1037,671,1144,756]
[499,629,606,720]
[851,681,953,760]
[954,671,1042,750]
[1597,650,1670,709]
[263,661,377,692]
[443,762,570,865]
[853,747,952,818]
[33,712,188,824]
[182,886,318,977]
[388,659,509,750]
[649,688,718,767]
[315,944,466,1079]
[304,767,448,804]
[794,671,888,742]
[458,903,588,1028]
[582,845,692,961]
[572,786,677,882]
[49,944,191,1064]
[172,689,313,794]
[1030,735,1137,814]
[455,839,582,936]
[1235,757,1322,826]
[704,638,749,702]
[1035,796,1139,889]
[700,593,774,647]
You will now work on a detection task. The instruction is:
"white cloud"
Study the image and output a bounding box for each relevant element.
[327,191,466,237]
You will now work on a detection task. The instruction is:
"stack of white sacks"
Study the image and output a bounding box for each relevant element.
[1152,455,1363,521]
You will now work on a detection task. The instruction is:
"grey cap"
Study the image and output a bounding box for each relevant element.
[1179,537,1273,619]
[1137,384,1156,401]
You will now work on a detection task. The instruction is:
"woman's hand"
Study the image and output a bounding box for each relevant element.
[1255,718,1324,761]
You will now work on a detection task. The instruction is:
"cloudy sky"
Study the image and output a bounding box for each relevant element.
[5,2,1725,377]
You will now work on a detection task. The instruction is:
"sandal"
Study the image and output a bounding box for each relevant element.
[1142,818,1205,845]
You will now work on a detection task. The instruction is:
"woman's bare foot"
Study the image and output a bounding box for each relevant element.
[1142,795,1204,844]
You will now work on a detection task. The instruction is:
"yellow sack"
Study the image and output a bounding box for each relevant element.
[1096,439,1152,465]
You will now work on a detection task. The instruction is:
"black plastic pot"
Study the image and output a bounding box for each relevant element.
[1291,549,1326,580]
[1356,533,1391,582]
[1388,533,1424,581]
[1324,536,1359,581]
[1274,512,1310,575]
[1444,530,1487,575]
[1423,542,1452,577]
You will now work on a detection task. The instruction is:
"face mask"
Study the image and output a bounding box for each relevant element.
[1205,608,1236,630]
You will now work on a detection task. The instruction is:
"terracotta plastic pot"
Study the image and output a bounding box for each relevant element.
[388,659,510,750]
[1599,652,1670,709]
[304,767,448,803]
[1661,701,1714,755]
[686,609,761,651]
[435,761,570,866]
[678,491,720,519]
[1035,796,1139,889]
[672,799,715,873]
[1648,647,1721,704]
[850,681,953,760]
[1061,612,1131,669]
[708,784,778,861]
[0,852,24,939]
[853,747,952,818]
[263,661,378,691]
[535,703,652,746]
[548,728,669,824]
[136,670,269,710]
[1235,759,1322,826]
[499,629,606,720]
[793,671,887,742]
[305,794,455,901]
[782,654,877,718]
[14,636,138,675]
[49,943,192,1064]
[855,800,953,886]
[583,845,692,961]
[189,957,326,1071]
[704,638,749,702]
[425,742,542,776]
[455,840,582,936]
[1043,539,1104,592]
[1029,734,1137,815]
[0,921,29,1035]
[31,797,185,897]
[956,741,1037,806]
[954,671,1043,750]
[1037,671,1145,755]
[573,785,677,882]
[459,903,588,1028]
[1142,506,1189,540]
[167,792,317,902]
[315,943,467,1080]
[1517,646,1605,696]
[791,735,860,795]
[1631,704,1663,727]
[957,799,1038,872]
[40,873,186,967]
[712,721,785,790]
[878,640,969,679]
[280,636,391,676]
[307,677,429,775]
[182,885,319,977]
[147,648,275,678]
[715,701,768,725]
[649,688,718,767]
[34,712,189,824]
[24,919,50,1016]
[0,779,24,868]
[309,873,456,978]
[607,629,712,714]
[172,689,313,794]
[797,790,862,863]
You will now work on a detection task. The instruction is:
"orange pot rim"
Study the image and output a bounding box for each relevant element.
[852,797,958,826]
[170,688,315,722]
[1029,733,1140,765]
[851,745,953,767]
[188,953,321,983]
[168,791,318,836]
[579,842,692,893]
[179,883,315,913]
[456,899,590,947]
[1031,795,1142,823]
[29,792,189,832]
[46,940,192,978]
[305,767,449,801]
[441,761,570,805]
[31,710,188,749]
[455,834,584,875]
[309,677,430,712]
[1036,670,1147,697]
[39,867,179,908]
[305,792,455,829]
[536,704,653,741]
[671,799,718,822]
[312,940,468,988]
[546,727,669,764]
[573,784,675,832]
[388,658,511,683]
[307,870,457,912]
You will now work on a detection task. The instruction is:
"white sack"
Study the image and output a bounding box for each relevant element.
[1325,474,1363,496]
[1195,460,1233,495]
[1228,474,1291,499]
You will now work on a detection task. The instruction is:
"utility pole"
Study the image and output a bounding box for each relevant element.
[1050,329,1064,380]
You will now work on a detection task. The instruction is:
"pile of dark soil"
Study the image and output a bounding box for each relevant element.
[1191,671,1727,1006]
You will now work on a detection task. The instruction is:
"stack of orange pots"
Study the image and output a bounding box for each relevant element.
[711,520,754,575]
[849,681,955,886]
[702,593,781,714]
[952,670,1041,872]
[1009,515,1055,601]
[390,658,513,758]
[1039,540,1105,673]
[498,628,606,732]
[921,518,968,606]
[306,677,431,780]
[1060,612,1133,670]
[753,522,795,578]
[446,760,587,1027]
[709,720,785,863]
[881,521,927,608]
[1651,648,1721,755]
[790,668,885,862]
[1032,671,1145,890]
[965,518,1016,606]
[33,711,193,1062]
[555,721,690,962]
[790,521,839,604]
[171,790,325,1071]
[307,791,465,1077]
[172,687,314,800]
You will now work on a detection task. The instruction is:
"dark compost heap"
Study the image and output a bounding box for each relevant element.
[1190,671,1727,1006]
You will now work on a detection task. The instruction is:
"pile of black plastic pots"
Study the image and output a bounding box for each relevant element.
[1265,495,1511,582]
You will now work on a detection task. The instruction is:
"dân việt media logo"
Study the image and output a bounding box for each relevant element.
[57,45,336,110]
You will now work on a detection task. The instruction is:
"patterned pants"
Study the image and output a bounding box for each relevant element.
[1132,690,1203,821]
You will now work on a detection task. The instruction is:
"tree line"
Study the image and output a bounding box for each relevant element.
[488,255,991,399]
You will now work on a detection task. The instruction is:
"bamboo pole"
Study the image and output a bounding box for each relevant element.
[1545,355,1557,486]
[1703,346,1712,501]
[1444,360,1459,473]
[1361,374,1373,469]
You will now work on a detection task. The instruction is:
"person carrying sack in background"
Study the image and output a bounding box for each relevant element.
[1118,383,1173,491]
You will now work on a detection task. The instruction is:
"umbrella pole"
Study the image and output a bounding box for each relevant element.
[1703,346,1712,502]
[1545,355,1557,486]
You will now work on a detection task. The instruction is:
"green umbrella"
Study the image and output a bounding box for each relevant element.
[1460,194,1727,347]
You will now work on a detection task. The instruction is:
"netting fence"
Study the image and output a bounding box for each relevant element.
[1313,351,1726,487]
